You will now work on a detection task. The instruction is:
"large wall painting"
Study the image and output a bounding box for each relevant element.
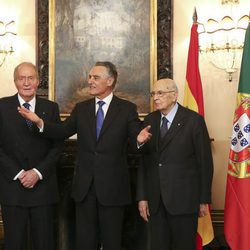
[49,0,157,116]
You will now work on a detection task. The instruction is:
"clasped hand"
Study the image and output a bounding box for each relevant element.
[18,169,39,189]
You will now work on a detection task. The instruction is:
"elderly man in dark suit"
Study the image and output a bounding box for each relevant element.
[18,61,145,250]
[0,62,62,250]
[136,78,213,250]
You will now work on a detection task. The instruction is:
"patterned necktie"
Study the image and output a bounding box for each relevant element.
[96,100,105,139]
[160,116,169,139]
[23,102,33,129]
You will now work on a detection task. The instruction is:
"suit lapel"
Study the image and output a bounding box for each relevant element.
[98,96,120,140]
[159,105,186,151]
[13,94,32,132]
[10,95,33,154]
[85,98,97,140]
[34,97,46,122]
[150,111,161,150]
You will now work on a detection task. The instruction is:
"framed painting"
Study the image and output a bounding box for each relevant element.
[48,0,157,117]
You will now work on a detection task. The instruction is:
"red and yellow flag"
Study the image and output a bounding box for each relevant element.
[224,20,250,250]
[183,22,214,249]
[183,23,204,116]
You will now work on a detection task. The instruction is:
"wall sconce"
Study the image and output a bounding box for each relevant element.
[198,0,249,82]
[0,20,17,67]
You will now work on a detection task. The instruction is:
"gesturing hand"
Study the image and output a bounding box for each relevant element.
[18,106,43,128]
[137,125,152,145]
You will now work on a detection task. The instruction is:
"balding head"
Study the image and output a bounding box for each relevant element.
[154,78,178,93]
[151,78,178,115]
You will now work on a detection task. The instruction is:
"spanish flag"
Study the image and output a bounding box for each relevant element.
[224,19,250,250]
[183,13,214,249]
[183,23,204,116]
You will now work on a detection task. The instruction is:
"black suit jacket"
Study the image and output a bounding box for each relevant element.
[137,104,213,215]
[0,94,63,206]
[43,95,141,206]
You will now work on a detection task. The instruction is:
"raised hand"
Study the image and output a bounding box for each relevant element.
[137,125,152,145]
[18,106,43,128]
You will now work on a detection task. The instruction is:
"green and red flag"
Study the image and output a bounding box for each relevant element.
[183,19,214,249]
[224,20,250,250]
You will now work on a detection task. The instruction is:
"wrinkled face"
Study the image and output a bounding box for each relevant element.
[151,79,178,115]
[14,64,39,102]
[88,66,114,99]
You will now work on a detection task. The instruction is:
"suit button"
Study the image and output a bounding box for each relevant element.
[158,163,162,167]
[94,152,98,155]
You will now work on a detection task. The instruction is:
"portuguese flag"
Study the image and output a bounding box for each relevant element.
[224,20,250,250]
[183,22,214,249]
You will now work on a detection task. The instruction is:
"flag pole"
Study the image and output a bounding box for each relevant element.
[193,7,197,24]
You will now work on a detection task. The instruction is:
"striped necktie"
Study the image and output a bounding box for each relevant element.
[160,116,168,138]
[23,102,33,129]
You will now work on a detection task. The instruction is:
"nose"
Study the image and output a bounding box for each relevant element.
[153,95,158,101]
[88,76,93,84]
[23,78,30,85]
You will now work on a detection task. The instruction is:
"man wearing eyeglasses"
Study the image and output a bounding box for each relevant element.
[136,78,213,250]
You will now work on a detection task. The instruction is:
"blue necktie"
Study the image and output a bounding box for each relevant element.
[96,101,105,139]
[160,116,168,139]
[23,102,33,129]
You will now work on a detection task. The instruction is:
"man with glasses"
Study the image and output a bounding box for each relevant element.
[136,78,213,250]
[0,62,63,250]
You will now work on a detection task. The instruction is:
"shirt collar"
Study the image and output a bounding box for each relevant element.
[18,94,36,110]
[161,102,178,124]
[95,92,113,106]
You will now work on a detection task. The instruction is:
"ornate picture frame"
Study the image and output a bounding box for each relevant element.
[48,0,156,117]
[37,0,172,117]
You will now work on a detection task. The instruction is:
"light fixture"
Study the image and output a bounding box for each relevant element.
[198,1,249,82]
[0,20,17,67]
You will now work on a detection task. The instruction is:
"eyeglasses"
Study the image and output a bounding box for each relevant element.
[150,90,175,97]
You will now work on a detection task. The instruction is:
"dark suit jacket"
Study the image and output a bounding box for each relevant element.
[0,94,63,206]
[43,95,141,206]
[137,103,213,215]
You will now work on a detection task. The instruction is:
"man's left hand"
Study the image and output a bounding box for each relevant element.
[19,169,40,188]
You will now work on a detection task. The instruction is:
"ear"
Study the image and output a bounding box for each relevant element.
[36,78,40,88]
[173,92,178,102]
[107,77,114,87]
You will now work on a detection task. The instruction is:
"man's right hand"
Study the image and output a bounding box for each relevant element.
[138,200,150,222]
[19,169,39,189]
[18,106,44,129]
[137,125,152,146]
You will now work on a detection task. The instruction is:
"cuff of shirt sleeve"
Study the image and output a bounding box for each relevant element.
[39,123,44,132]
[33,168,43,180]
[137,142,144,149]
[13,169,24,180]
